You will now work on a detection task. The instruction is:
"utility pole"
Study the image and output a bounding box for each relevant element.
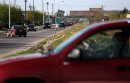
[42,0,44,26]
[46,2,49,23]
[9,0,11,28]
[25,0,27,25]
[14,0,16,7]
[3,0,5,4]
[52,3,54,16]
[47,2,49,17]
[33,0,35,24]
[53,0,55,16]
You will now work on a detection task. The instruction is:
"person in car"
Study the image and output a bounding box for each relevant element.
[111,31,129,58]
[77,31,129,59]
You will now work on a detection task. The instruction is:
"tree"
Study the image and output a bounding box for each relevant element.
[120,7,128,14]
[27,10,45,24]
[0,4,9,28]
[109,11,120,20]
[94,13,104,21]
[119,8,128,19]
[11,6,22,25]
[0,4,22,28]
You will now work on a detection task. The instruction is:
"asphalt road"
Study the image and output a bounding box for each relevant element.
[0,28,65,57]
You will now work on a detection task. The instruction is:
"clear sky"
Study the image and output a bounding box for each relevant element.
[0,0,130,14]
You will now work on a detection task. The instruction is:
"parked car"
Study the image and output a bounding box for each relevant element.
[7,25,27,37]
[27,24,36,32]
[59,22,65,28]
[1,19,130,83]
[68,22,74,26]
[43,23,51,29]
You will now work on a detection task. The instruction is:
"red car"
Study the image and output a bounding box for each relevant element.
[0,19,130,83]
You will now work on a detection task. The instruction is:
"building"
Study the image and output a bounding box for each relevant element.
[70,8,103,17]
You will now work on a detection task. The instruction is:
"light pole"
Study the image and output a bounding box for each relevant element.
[33,0,35,24]
[9,0,11,28]
[42,0,44,26]
[58,1,64,10]
[3,0,5,4]
[46,2,49,23]
[61,1,64,10]
[14,0,16,7]
[47,2,49,18]
[25,0,27,25]
[53,0,55,17]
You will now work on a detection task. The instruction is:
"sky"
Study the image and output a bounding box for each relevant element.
[0,0,130,15]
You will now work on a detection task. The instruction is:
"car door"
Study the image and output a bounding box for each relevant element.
[60,29,129,83]
[61,59,122,83]
[117,34,130,80]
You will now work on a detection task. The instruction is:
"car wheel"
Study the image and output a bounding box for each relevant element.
[19,35,22,37]
[24,34,27,37]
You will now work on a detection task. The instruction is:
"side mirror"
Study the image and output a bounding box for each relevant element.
[67,49,80,59]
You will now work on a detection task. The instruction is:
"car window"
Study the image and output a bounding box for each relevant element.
[68,29,130,60]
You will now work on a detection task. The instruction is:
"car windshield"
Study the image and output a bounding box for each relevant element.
[0,0,129,58]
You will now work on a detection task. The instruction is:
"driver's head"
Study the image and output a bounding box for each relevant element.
[112,32,127,47]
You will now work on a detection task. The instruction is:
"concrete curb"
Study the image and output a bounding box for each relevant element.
[0,31,6,34]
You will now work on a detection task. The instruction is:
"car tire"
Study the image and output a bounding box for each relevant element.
[19,35,22,37]
[24,34,27,37]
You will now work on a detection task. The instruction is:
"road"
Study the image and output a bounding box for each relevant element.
[0,28,65,57]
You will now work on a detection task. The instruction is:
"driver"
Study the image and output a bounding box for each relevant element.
[112,32,129,57]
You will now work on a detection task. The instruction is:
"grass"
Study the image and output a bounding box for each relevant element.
[3,23,88,58]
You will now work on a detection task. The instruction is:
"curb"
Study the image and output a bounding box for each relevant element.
[0,31,6,34]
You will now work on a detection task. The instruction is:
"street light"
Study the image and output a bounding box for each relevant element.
[46,2,49,23]
[33,0,35,24]
[58,1,64,10]
[42,0,44,26]
[9,0,11,28]
[52,0,55,17]
[3,0,5,4]
[25,0,27,25]
[46,2,49,18]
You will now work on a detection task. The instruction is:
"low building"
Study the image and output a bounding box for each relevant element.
[70,8,103,17]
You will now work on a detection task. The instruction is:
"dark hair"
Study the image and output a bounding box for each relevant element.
[113,32,128,43]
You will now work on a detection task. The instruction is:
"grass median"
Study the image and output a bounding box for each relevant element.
[3,23,88,58]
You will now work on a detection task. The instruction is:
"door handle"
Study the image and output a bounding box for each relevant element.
[116,66,130,71]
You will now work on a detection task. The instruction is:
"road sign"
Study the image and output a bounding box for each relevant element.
[55,18,61,24]
[56,10,64,18]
